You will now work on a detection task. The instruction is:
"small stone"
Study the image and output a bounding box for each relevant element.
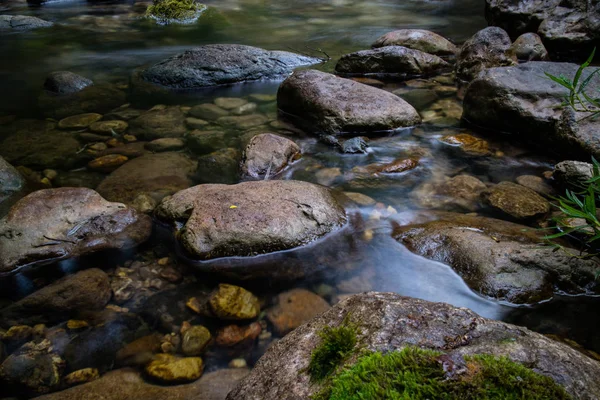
[88,154,129,172]
[248,94,276,103]
[185,117,209,129]
[516,175,555,197]
[159,267,182,283]
[231,103,258,116]
[341,137,368,154]
[89,120,128,135]
[32,324,47,339]
[145,354,204,384]
[157,257,169,266]
[123,134,137,143]
[482,181,551,219]
[40,177,52,187]
[1,325,33,345]
[160,333,181,354]
[106,138,122,147]
[43,169,58,180]
[228,358,247,368]
[350,77,385,88]
[67,320,89,330]
[186,297,205,314]
[189,104,229,121]
[344,192,376,206]
[181,325,211,356]
[131,193,157,213]
[315,167,342,186]
[440,133,490,156]
[266,289,330,336]
[215,322,262,348]
[63,368,99,387]
[214,97,248,110]
[377,158,419,173]
[88,143,108,152]
[209,284,260,320]
[116,334,162,366]
[146,138,185,152]
[111,276,135,304]
[58,113,103,130]
[216,114,268,130]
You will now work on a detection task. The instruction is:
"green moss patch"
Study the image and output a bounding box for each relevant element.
[145,0,206,24]
[307,322,358,382]
[312,347,572,400]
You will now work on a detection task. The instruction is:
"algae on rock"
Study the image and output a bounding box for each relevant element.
[145,0,207,24]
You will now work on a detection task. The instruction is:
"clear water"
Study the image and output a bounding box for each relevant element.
[1,0,599,396]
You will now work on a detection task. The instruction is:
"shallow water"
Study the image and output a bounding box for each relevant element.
[1,0,600,397]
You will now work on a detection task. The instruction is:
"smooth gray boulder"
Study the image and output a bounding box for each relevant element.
[228,292,600,400]
[277,70,420,135]
[240,133,300,180]
[0,188,152,275]
[0,15,53,31]
[43,71,93,95]
[155,180,348,259]
[131,44,321,92]
[456,27,517,81]
[371,29,457,56]
[335,46,449,76]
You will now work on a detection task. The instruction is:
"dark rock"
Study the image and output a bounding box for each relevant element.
[186,130,227,155]
[371,29,458,56]
[553,160,594,189]
[145,138,186,152]
[132,44,321,92]
[240,133,300,180]
[96,152,197,206]
[0,157,25,207]
[485,0,561,38]
[335,46,449,76]
[0,15,53,31]
[44,72,93,96]
[481,181,550,219]
[195,148,241,184]
[155,180,348,260]
[515,175,555,196]
[393,213,599,303]
[277,70,420,135]
[340,137,368,154]
[0,188,152,275]
[0,269,111,328]
[227,292,600,399]
[462,62,600,158]
[35,367,249,400]
[456,27,517,81]
[39,84,127,120]
[509,33,549,61]
[188,104,229,121]
[266,289,330,336]
[129,107,188,140]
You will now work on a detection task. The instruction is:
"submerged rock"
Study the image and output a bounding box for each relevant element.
[145,354,204,384]
[0,15,53,31]
[277,70,420,134]
[0,269,111,327]
[155,180,348,260]
[43,71,93,96]
[393,213,599,303]
[455,27,516,81]
[335,46,449,76]
[266,289,330,336]
[240,133,301,180]
[227,292,600,399]
[131,44,321,92]
[0,188,152,275]
[209,284,260,320]
[481,181,550,219]
[195,148,241,184]
[371,29,458,56]
[128,106,188,140]
[411,174,487,211]
[39,84,126,120]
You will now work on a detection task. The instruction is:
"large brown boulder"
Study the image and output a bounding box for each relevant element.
[393,213,599,303]
[371,29,458,56]
[155,180,348,260]
[0,188,152,275]
[277,70,420,135]
[228,292,600,400]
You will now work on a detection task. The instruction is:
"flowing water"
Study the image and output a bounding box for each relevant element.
[1,0,600,397]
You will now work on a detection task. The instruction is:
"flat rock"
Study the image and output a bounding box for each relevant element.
[371,29,458,56]
[155,180,348,259]
[227,292,600,399]
[0,268,111,327]
[240,133,300,180]
[462,62,600,158]
[36,367,249,400]
[277,70,420,134]
[0,15,53,31]
[96,152,197,205]
[209,284,260,320]
[58,113,102,130]
[132,44,321,92]
[335,46,449,76]
[393,213,598,303]
[44,71,93,95]
[145,354,204,384]
[89,120,128,135]
[411,174,487,211]
[455,27,516,81]
[128,107,188,140]
[266,289,330,336]
[145,138,186,152]
[482,181,550,219]
[0,188,152,275]
[39,84,126,120]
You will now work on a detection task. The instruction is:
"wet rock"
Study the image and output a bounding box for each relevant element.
[58,113,103,130]
[335,46,449,76]
[89,120,128,135]
[482,181,550,219]
[215,322,261,349]
[462,62,600,158]
[0,269,111,327]
[54,170,105,189]
[266,289,330,336]
[0,340,64,395]
[485,0,561,38]
[394,88,439,110]
[440,133,490,156]
[240,133,300,180]
[97,142,148,159]
[249,94,276,103]
[195,148,241,184]
[146,138,185,152]
[214,98,247,110]
[372,157,419,174]
[88,154,128,172]
[456,27,516,81]
[209,284,260,320]
[129,107,187,140]
[181,326,211,356]
[132,44,321,92]
[116,333,162,367]
[394,213,599,303]
[39,84,127,120]
[411,174,487,211]
[0,15,53,31]
[189,104,229,121]
[371,29,458,56]
[277,70,420,134]
[227,292,600,399]
[145,354,204,384]
[63,368,100,387]
[230,102,257,116]
[216,114,268,130]
[343,192,376,206]
[36,367,249,400]
[44,72,93,96]
[155,180,347,259]
[340,137,368,154]
[186,130,227,155]
[0,188,152,275]
[96,152,196,205]
[185,117,209,129]
[0,157,25,207]
[553,160,594,189]
[509,32,549,61]
[516,175,555,196]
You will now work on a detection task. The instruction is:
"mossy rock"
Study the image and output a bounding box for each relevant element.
[145,0,207,25]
